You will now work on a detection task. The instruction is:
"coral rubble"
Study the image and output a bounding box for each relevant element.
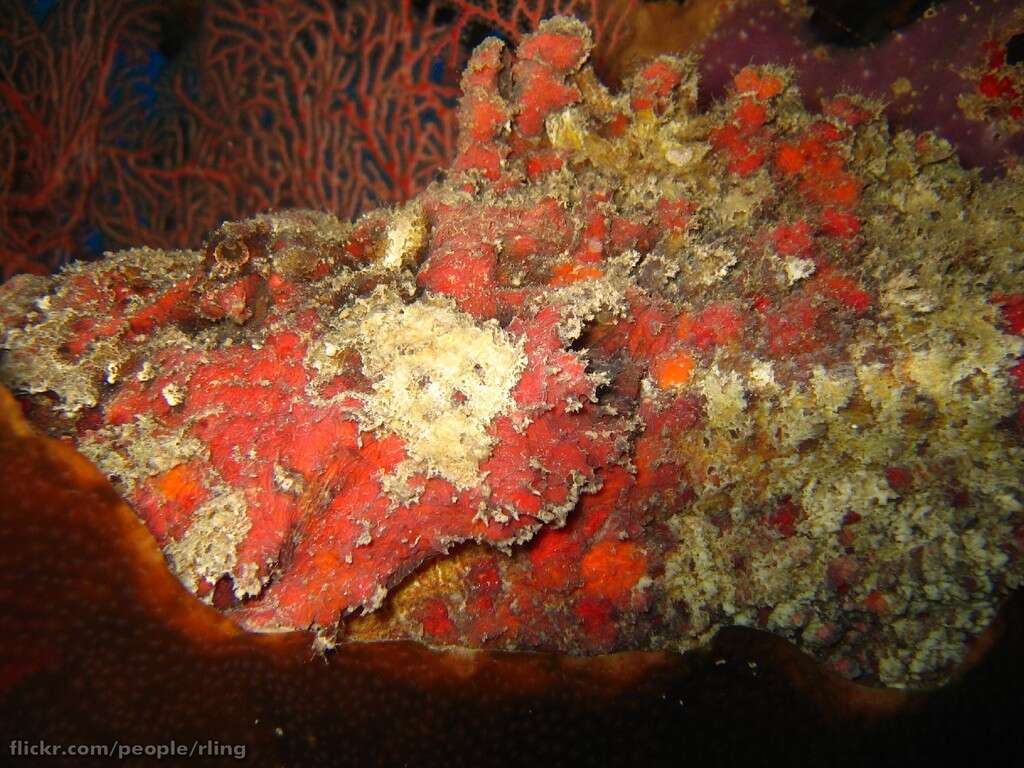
[2,16,1023,687]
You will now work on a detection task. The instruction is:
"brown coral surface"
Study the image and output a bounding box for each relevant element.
[1,384,1022,766]
[2,17,1023,689]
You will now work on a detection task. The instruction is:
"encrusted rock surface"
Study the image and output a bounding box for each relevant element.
[2,17,1023,687]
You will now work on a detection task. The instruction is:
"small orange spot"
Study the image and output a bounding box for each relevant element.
[772,221,814,257]
[630,96,654,112]
[885,466,913,491]
[656,198,694,231]
[993,293,1024,335]
[979,72,1015,99]
[1009,360,1024,389]
[775,143,805,175]
[155,463,205,507]
[581,541,647,606]
[863,590,888,614]
[730,147,765,176]
[455,143,503,180]
[823,96,872,125]
[526,152,563,179]
[654,351,695,388]
[810,120,845,143]
[733,98,767,132]
[604,112,629,137]
[549,263,604,286]
[816,271,872,314]
[676,312,693,340]
[639,59,682,97]
[518,31,586,72]
[690,303,744,349]
[821,208,861,238]
[311,547,343,575]
[827,177,861,207]
[469,99,506,141]
[734,67,784,100]
[420,598,457,641]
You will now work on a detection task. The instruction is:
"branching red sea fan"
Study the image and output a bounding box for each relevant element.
[0,0,159,277]
[105,0,460,246]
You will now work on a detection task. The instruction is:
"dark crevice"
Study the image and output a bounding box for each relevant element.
[1006,33,1024,66]
[156,0,204,60]
[806,0,951,48]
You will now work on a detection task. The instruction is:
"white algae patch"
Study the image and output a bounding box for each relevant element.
[323,288,527,489]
